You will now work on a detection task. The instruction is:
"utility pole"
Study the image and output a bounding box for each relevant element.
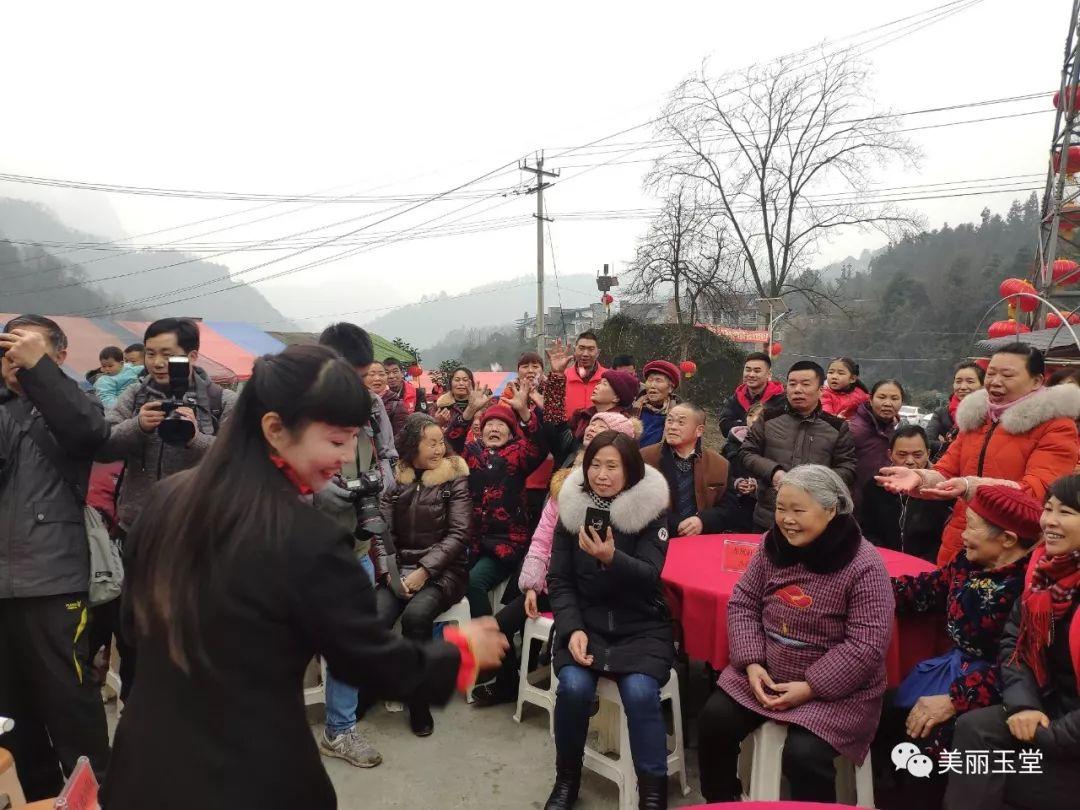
[520,152,559,355]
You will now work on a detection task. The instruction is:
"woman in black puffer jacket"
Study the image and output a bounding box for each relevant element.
[374,412,472,736]
[545,431,673,810]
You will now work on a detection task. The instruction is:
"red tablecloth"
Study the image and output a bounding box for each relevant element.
[661,534,949,687]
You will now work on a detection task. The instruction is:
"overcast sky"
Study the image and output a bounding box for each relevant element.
[0,0,1066,328]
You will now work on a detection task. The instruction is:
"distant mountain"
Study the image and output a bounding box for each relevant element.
[818,248,883,281]
[363,273,599,348]
[0,197,294,328]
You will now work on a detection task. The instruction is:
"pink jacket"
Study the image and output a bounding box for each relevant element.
[519,497,558,594]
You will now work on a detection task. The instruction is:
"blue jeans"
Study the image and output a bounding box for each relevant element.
[325,553,375,737]
[553,664,668,776]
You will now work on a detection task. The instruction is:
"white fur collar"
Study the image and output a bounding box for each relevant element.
[956,386,1080,434]
[395,455,469,486]
[557,465,670,534]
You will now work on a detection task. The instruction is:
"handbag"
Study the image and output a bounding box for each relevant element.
[23,418,124,606]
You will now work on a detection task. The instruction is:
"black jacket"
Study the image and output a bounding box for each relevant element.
[925,404,956,460]
[999,599,1080,755]
[547,465,674,683]
[710,427,759,533]
[103,478,462,810]
[858,479,954,563]
[0,356,110,598]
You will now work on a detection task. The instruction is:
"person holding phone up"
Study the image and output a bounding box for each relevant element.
[544,431,674,810]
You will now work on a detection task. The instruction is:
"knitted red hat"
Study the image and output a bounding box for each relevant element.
[600,370,641,408]
[479,404,522,438]
[968,485,1043,544]
[642,360,681,391]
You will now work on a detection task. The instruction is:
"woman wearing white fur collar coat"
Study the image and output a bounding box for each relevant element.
[879,343,1080,566]
[544,431,674,810]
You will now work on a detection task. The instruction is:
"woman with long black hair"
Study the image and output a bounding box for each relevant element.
[102,345,506,810]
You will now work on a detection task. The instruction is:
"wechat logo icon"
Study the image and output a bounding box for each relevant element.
[891,742,933,778]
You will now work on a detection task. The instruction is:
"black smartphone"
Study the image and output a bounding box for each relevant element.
[584,507,611,538]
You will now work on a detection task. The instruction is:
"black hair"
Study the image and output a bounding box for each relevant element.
[1048,367,1080,386]
[612,354,635,368]
[669,401,707,425]
[871,378,906,400]
[99,346,124,363]
[581,431,646,496]
[85,369,102,384]
[954,360,985,384]
[992,342,1045,378]
[131,344,371,672]
[829,356,870,392]
[1047,473,1080,512]
[745,351,772,369]
[517,351,544,369]
[318,322,374,369]
[890,423,929,450]
[449,366,474,387]
[395,412,443,466]
[144,318,200,353]
[125,343,144,354]
[787,360,826,385]
[576,331,599,345]
[383,357,404,370]
[3,314,67,352]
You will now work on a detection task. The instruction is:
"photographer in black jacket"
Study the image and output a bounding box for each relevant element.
[0,315,111,799]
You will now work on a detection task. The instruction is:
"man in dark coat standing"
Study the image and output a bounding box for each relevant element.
[0,315,111,799]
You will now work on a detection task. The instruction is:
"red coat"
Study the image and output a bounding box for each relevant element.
[820,386,870,420]
[563,363,607,420]
[934,386,1080,566]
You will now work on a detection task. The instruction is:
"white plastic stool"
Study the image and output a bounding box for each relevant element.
[582,668,690,810]
[512,615,556,734]
[303,657,328,708]
[489,579,508,614]
[431,598,474,703]
[736,720,875,807]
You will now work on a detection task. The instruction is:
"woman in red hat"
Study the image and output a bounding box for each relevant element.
[636,360,681,448]
[881,484,1042,806]
[944,474,1080,809]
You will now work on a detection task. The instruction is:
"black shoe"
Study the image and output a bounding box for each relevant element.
[471,680,518,708]
[408,703,434,737]
[544,756,582,809]
[636,771,667,810]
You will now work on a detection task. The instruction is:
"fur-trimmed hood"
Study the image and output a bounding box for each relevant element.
[549,453,585,499]
[556,465,669,535]
[394,454,469,486]
[436,391,464,410]
[956,385,1080,435]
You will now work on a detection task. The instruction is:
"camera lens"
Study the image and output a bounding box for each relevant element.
[158,414,196,446]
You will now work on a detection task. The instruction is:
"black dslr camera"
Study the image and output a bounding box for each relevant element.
[346,468,386,540]
[157,356,199,446]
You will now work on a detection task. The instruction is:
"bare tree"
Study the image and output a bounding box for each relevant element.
[651,48,922,322]
[625,184,743,357]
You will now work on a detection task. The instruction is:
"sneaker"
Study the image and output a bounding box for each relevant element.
[471,681,517,708]
[319,728,383,768]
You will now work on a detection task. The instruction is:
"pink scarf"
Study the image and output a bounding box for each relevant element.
[986,387,1043,423]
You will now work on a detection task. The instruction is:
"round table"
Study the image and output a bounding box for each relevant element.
[661,534,948,686]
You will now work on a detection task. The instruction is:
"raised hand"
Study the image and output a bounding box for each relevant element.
[875,466,923,495]
[546,339,571,374]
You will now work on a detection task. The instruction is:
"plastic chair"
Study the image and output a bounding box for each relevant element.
[736,720,875,807]
[512,615,556,734]
[302,657,328,708]
[431,597,474,703]
[582,668,690,810]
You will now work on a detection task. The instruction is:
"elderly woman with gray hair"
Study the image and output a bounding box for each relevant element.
[697,464,894,803]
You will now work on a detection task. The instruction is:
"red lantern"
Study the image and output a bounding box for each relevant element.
[1046,312,1080,328]
[770,342,783,357]
[679,360,697,379]
[1053,259,1080,285]
[1060,204,1080,238]
[987,320,1031,339]
[998,278,1038,312]
[407,363,423,379]
[601,293,614,306]
[1054,86,1080,111]
[1054,146,1080,176]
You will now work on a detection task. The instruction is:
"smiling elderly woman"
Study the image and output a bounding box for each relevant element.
[697,464,894,804]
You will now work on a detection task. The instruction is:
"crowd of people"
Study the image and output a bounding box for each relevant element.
[1,314,1080,809]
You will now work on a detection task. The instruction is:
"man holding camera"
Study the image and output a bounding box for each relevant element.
[0,315,111,799]
[97,318,237,534]
[314,323,399,769]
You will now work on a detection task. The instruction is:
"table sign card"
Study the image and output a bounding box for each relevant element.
[721,536,762,573]
[55,756,98,810]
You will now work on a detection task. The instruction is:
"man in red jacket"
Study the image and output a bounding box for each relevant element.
[384,357,417,414]
[718,351,785,437]
[563,331,606,419]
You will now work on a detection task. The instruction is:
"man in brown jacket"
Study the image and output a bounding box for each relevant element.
[641,402,729,536]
